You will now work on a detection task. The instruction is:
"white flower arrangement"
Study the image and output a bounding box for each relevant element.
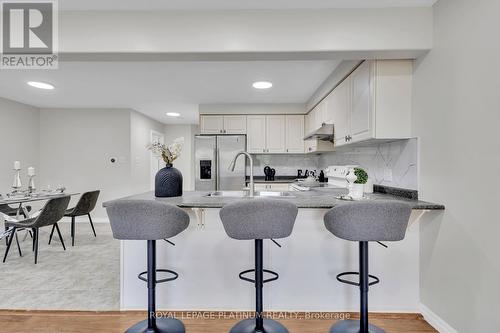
[147,137,184,165]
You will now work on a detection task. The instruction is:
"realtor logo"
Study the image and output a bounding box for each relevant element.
[1,0,58,69]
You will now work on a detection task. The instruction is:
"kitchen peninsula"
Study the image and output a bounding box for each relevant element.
[104,187,443,312]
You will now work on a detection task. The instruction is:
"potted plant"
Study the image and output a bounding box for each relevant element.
[147,137,184,197]
[349,167,368,199]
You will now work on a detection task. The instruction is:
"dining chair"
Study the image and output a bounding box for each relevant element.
[3,196,70,264]
[1,204,32,251]
[49,190,100,246]
[0,204,32,217]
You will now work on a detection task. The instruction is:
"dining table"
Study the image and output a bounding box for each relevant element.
[0,192,80,241]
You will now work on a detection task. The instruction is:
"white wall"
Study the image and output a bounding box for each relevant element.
[164,125,197,191]
[413,0,500,331]
[39,109,132,219]
[130,111,166,193]
[0,98,40,194]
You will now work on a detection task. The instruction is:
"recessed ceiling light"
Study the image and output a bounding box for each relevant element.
[252,81,273,89]
[27,81,55,90]
[166,112,180,117]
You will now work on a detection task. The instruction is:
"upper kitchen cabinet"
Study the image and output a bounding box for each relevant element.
[349,60,372,143]
[200,115,247,134]
[326,76,351,147]
[285,115,305,153]
[223,115,247,134]
[200,115,224,134]
[304,102,335,153]
[324,60,412,147]
[247,115,267,153]
[248,115,301,154]
[266,115,286,153]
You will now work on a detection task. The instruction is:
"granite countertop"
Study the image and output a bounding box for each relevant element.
[103,188,444,210]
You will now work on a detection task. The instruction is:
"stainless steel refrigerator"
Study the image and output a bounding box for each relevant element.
[194,135,246,191]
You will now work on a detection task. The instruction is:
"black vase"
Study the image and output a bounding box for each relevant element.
[155,164,183,197]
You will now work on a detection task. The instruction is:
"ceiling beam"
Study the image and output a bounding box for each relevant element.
[58,8,433,58]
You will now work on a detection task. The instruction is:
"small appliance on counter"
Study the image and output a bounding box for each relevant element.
[324,165,369,200]
[318,170,326,183]
[264,166,275,181]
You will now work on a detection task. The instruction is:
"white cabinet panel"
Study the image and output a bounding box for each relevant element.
[327,77,351,147]
[350,61,372,143]
[223,115,247,134]
[200,115,224,134]
[265,115,286,153]
[314,101,327,128]
[247,115,266,153]
[285,115,305,153]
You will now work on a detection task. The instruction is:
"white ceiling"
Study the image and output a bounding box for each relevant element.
[59,0,437,11]
[0,60,340,124]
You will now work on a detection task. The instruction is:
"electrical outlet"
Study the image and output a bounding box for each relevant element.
[383,168,393,182]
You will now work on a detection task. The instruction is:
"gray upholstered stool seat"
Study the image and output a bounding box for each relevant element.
[323,200,412,333]
[220,198,298,333]
[106,200,189,333]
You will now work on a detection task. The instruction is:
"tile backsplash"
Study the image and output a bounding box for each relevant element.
[249,138,418,190]
[250,154,320,177]
[318,139,418,190]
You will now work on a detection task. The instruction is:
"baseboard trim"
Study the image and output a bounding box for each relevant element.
[419,303,458,333]
[58,217,109,223]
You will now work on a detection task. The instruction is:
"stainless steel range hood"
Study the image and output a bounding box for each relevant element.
[303,123,334,141]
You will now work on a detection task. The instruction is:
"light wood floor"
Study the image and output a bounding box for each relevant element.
[0,310,437,333]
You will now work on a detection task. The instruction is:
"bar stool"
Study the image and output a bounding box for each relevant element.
[323,200,412,333]
[220,198,298,333]
[106,199,189,333]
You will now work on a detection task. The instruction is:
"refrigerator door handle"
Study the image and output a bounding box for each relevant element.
[215,147,220,190]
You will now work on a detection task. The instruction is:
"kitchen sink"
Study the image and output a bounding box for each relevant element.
[257,191,295,197]
[205,191,295,198]
[205,191,247,198]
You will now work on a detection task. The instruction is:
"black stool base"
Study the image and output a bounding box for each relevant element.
[330,320,386,333]
[230,319,289,333]
[125,318,185,333]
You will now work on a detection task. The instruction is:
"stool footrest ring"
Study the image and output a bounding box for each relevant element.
[239,269,279,284]
[138,269,179,283]
[336,271,380,287]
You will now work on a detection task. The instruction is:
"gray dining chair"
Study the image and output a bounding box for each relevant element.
[2,204,33,244]
[48,190,100,247]
[0,204,32,217]
[3,196,70,264]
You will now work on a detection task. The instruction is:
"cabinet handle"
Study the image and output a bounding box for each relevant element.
[308,147,312,151]
[286,149,288,152]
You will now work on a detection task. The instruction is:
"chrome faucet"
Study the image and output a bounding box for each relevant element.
[228,151,254,197]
